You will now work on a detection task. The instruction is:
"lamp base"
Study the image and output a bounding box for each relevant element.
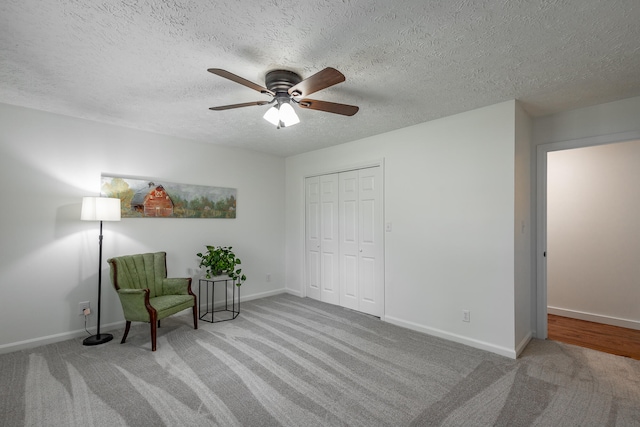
[82,333,114,346]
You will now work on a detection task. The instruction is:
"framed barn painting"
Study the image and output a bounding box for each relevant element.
[101,175,237,219]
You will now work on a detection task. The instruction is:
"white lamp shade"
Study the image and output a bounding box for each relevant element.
[81,197,121,221]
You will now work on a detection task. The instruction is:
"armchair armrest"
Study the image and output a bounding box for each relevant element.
[117,288,154,322]
[162,277,193,296]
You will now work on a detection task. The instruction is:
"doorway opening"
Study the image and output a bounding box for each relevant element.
[536,132,640,358]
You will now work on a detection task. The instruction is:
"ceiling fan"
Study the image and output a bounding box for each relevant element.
[207,67,359,128]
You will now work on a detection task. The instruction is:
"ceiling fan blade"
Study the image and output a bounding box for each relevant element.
[298,99,359,116]
[209,101,270,111]
[288,68,345,97]
[208,68,275,96]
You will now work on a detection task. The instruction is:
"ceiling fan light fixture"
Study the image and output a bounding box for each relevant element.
[263,100,300,128]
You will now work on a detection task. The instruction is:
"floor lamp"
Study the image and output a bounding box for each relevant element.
[81,196,121,346]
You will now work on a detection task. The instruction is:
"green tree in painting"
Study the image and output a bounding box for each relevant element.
[188,197,204,217]
[223,195,236,218]
[102,178,134,214]
[170,193,188,217]
[215,199,226,213]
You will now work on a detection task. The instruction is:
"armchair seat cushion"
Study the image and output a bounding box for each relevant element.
[151,295,196,319]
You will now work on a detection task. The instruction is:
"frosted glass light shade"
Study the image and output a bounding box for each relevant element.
[81,197,121,221]
[279,103,300,126]
[263,102,300,127]
[263,106,280,126]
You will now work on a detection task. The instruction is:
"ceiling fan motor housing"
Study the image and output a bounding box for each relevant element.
[265,70,302,95]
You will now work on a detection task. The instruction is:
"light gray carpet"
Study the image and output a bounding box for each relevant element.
[1,294,639,426]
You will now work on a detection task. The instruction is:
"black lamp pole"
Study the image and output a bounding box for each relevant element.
[83,219,114,346]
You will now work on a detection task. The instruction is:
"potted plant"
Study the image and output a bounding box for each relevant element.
[196,245,246,285]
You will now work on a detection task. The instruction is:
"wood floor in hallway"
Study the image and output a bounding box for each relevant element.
[548,314,640,361]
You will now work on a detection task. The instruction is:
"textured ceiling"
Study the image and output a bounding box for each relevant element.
[1,0,640,157]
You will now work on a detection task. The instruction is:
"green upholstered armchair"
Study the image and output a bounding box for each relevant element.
[107,252,197,351]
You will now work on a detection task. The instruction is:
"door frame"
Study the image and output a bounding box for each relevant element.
[535,131,640,338]
[303,159,385,319]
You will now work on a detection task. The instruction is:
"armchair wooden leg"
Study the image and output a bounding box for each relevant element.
[150,311,158,352]
[150,322,157,351]
[121,321,131,344]
[158,320,161,328]
[192,304,198,330]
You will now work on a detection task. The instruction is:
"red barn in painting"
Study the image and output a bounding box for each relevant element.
[131,182,174,217]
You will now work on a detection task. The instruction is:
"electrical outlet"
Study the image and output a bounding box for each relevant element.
[79,301,91,316]
[462,310,470,322]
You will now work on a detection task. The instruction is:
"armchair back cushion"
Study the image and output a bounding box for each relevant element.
[110,252,166,298]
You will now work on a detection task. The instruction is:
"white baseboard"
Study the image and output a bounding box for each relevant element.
[0,320,126,355]
[284,288,303,298]
[515,332,533,357]
[243,288,288,301]
[384,315,517,359]
[547,306,640,331]
[199,287,287,310]
[2,290,291,355]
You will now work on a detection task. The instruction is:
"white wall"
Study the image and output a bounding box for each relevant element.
[533,96,640,145]
[286,101,529,358]
[532,95,640,336]
[514,102,533,352]
[547,140,640,329]
[0,103,286,352]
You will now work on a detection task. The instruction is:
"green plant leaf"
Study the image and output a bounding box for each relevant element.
[196,245,246,286]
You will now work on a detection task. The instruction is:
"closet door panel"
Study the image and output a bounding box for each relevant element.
[320,174,340,304]
[305,177,321,300]
[360,256,376,303]
[357,167,383,317]
[339,170,359,310]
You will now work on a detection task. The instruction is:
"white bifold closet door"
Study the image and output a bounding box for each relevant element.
[305,173,340,304]
[305,166,383,317]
